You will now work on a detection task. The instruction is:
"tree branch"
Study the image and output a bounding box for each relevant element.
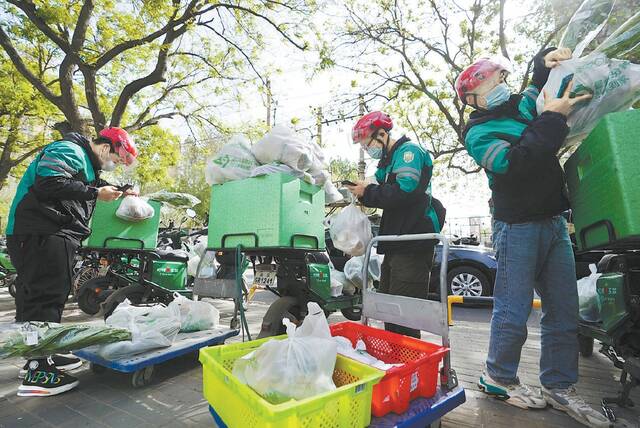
[125,112,178,132]
[109,24,188,126]
[519,18,569,92]
[7,0,72,54]
[13,144,46,165]
[0,27,62,107]
[71,0,93,50]
[213,3,307,50]
[499,0,510,59]
[93,0,200,69]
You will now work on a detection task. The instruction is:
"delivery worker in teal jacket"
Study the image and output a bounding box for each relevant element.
[6,127,138,397]
[456,49,610,428]
[346,111,445,338]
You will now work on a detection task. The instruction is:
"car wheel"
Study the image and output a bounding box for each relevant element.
[447,266,490,297]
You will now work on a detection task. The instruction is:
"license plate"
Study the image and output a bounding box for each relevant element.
[252,270,277,288]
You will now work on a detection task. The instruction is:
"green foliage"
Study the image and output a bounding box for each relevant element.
[0,53,60,189]
[329,157,358,182]
[1,0,315,188]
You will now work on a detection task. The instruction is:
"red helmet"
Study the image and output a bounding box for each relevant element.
[455,58,508,101]
[99,127,138,166]
[351,111,393,144]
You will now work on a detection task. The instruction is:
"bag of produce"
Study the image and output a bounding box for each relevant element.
[146,190,201,208]
[205,135,259,185]
[328,203,373,256]
[168,293,219,332]
[232,302,337,403]
[115,196,155,221]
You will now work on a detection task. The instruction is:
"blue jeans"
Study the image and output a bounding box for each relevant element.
[487,216,578,389]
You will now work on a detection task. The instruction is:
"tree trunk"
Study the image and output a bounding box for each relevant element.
[0,117,20,190]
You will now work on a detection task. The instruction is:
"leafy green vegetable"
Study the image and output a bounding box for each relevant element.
[146,190,201,208]
[595,11,640,61]
[0,322,131,359]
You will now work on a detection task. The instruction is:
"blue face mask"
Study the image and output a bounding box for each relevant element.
[484,83,511,110]
[366,145,383,159]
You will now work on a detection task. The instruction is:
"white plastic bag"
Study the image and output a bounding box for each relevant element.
[232,302,337,403]
[249,162,313,183]
[324,181,344,204]
[115,196,155,222]
[95,299,181,360]
[331,270,356,295]
[328,203,372,256]
[187,254,200,277]
[205,135,259,185]
[168,293,219,332]
[333,336,403,371]
[252,126,314,171]
[343,253,382,289]
[536,53,640,143]
[578,264,603,322]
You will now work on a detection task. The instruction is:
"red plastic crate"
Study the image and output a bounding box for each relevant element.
[330,321,448,417]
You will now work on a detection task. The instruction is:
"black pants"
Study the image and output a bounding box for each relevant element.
[379,246,435,338]
[6,234,77,323]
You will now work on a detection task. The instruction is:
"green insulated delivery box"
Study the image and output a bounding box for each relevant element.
[84,199,162,250]
[565,109,640,251]
[208,173,325,250]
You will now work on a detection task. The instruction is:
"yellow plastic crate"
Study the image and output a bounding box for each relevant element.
[199,336,384,428]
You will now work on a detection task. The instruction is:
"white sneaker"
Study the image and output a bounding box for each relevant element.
[479,372,547,409]
[542,386,612,428]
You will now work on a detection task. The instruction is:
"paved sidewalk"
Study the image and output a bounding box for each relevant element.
[0,288,638,427]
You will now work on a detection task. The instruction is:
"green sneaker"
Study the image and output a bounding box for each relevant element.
[479,372,547,409]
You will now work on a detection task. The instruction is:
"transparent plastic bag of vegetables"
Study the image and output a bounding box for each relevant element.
[232,302,337,403]
[536,52,640,143]
[146,190,201,208]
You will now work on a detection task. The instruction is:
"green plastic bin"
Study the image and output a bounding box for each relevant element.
[208,173,325,250]
[565,110,640,251]
[597,272,628,334]
[151,260,187,290]
[84,199,162,250]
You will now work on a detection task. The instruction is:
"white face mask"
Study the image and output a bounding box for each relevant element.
[99,146,117,171]
[101,159,117,171]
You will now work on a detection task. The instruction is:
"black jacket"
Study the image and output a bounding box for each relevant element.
[360,137,441,253]
[9,133,107,244]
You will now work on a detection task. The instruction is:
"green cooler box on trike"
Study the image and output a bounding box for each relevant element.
[198,173,361,337]
[567,110,640,413]
[566,109,640,252]
[77,198,191,317]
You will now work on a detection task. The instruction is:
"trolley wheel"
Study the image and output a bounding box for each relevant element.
[230,317,240,330]
[340,306,362,321]
[429,418,441,428]
[131,365,154,388]
[579,334,594,357]
[90,363,107,374]
[8,276,17,298]
[100,283,147,319]
[257,296,300,339]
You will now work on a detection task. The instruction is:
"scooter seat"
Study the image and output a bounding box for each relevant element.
[155,249,189,262]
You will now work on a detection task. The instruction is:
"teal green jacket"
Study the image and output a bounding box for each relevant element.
[361,136,443,253]
[463,88,570,223]
[6,133,103,243]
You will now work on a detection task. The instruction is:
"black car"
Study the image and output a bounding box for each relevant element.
[325,229,497,297]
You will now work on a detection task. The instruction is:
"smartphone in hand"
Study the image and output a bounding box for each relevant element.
[117,184,133,192]
[341,180,357,186]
